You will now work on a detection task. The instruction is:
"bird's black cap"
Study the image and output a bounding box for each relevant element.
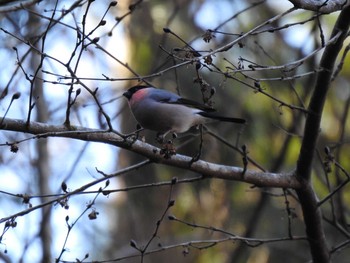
[123,85,150,99]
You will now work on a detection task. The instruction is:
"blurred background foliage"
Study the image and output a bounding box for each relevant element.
[115,1,350,263]
[0,0,349,263]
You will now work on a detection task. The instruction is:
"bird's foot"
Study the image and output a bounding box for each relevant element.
[172,132,178,140]
[156,132,177,144]
[156,132,165,144]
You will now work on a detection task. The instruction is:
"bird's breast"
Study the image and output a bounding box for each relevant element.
[131,100,203,133]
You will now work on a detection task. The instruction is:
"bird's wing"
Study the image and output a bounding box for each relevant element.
[158,96,215,112]
[149,88,216,112]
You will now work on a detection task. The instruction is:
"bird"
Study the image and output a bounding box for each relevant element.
[123,85,246,137]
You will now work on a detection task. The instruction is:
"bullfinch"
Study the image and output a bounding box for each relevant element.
[123,85,245,136]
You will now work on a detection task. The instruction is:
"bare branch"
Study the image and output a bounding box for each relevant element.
[0,0,41,13]
[0,117,301,189]
[289,0,350,13]
[295,4,350,263]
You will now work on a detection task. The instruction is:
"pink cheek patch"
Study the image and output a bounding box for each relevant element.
[130,89,148,106]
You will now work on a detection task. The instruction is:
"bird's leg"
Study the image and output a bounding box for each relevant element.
[190,125,204,163]
[156,132,166,144]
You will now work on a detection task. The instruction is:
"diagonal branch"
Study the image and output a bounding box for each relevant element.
[0,117,301,189]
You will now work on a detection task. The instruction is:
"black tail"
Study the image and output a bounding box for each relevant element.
[198,112,246,124]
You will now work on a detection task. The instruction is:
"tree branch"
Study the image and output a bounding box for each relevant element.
[297,9,350,182]
[295,4,350,263]
[0,117,301,189]
[0,0,41,13]
[288,0,349,13]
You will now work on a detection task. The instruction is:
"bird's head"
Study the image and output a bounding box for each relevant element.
[123,85,151,100]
